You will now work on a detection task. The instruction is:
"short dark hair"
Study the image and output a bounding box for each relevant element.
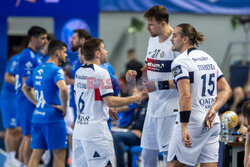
[144,5,169,24]
[47,34,56,41]
[81,38,103,61]
[128,48,135,55]
[28,26,47,41]
[48,40,67,56]
[177,23,205,47]
[74,29,91,40]
[242,100,250,118]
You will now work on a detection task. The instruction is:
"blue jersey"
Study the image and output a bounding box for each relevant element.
[38,51,49,64]
[101,62,120,96]
[15,48,41,95]
[1,54,20,94]
[69,58,82,118]
[25,63,66,124]
[101,62,115,75]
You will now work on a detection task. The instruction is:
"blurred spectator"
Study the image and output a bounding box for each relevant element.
[112,93,148,167]
[125,49,143,72]
[245,84,250,100]
[219,86,246,114]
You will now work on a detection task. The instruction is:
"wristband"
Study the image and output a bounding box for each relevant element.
[180,111,191,123]
[136,69,143,79]
[158,80,169,90]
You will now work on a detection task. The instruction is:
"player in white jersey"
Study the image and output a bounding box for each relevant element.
[167,23,231,167]
[72,38,144,167]
[126,6,179,167]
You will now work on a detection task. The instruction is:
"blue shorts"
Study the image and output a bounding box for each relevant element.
[31,122,68,150]
[17,94,35,136]
[0,92,17,129]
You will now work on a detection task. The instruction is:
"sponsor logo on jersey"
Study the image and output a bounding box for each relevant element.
[146,58,172,72]
[77,115,90,125]
[172,65,182,77]
[199,97,216,109]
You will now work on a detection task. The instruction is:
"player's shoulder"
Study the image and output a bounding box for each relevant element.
[148,36,159,45]
[95,64,109,75]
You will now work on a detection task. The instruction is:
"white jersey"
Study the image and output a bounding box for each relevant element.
[171,48,224,127]
[73,64,114,141]
[145,35,179,117]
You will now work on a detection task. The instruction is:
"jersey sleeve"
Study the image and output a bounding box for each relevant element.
[99,70,114,98]
[25,75,33,88]
[171,58,190,84]
[214,63,224,81]
[54,68,65,84]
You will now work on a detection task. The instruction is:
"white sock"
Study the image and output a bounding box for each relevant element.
[18,162,24,167]
[42,150,51,165]
[9,151,16,160]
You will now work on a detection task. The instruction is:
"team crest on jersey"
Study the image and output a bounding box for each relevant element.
[172,65,182,77]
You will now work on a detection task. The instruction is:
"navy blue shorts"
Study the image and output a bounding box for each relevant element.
[31,122,68,150]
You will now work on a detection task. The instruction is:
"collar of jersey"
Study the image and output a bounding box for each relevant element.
[81,64,95,71]
[187,47,197,55]
[28,47,38,54]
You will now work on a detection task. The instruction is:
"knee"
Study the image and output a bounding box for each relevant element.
[53,149,66,161]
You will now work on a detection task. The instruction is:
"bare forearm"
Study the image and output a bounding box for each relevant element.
[116,105,130,112]
[104,96,138,107]
[22,86,37,105]
[141,66,147,80]
[59,89,68,112]
[4,73,15,85]
[179,95,191,111]
[211,89,231,111]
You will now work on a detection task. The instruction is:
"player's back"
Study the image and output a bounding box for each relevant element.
[73,64,113,141]
[16,48,41,95]
[172,48,223,126]
[2,54,20,94]
[30,63,65,124]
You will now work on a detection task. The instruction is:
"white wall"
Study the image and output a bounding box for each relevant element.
[100,12,248,78]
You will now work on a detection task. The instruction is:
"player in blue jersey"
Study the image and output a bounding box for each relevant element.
[38,34,56,64]
[0,54,22,164]
[16,26,47,167]
[66,29,91,121]
[22,40,68,167]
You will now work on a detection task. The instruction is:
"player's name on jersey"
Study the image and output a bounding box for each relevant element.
[197,64,215,71]
[199,97,216,109]
[192,57,208,62]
